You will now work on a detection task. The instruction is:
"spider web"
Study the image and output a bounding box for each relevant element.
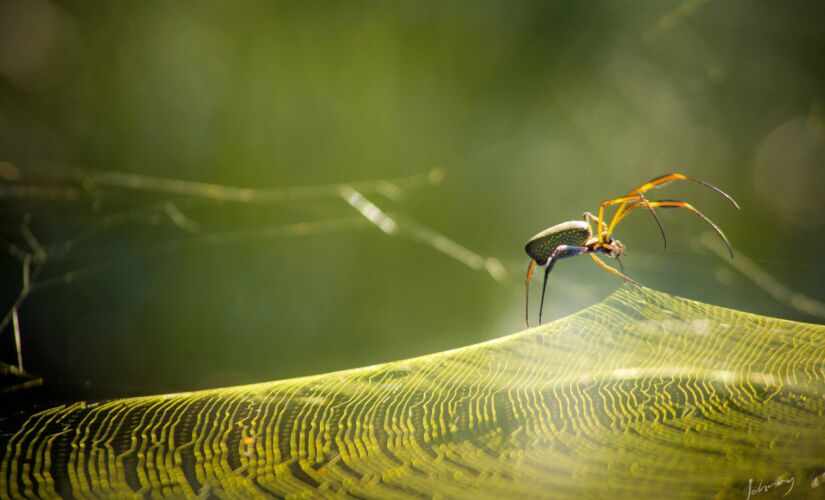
[3,160,824,396]
[0,161,508,392]
[1,285,823,497]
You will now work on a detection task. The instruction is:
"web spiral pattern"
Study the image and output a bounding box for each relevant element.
[2,287,824,498]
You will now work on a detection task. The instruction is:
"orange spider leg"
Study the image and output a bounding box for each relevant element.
[589,253,642,286]
[596,195,643,243]
[582,212,607,234]
[606,195,667,247]
[525,260,536,327]
[628,172,690,195]
[597,195,667,247]
[627,173,740,209]
[614,199,735,258]
[603,172,738,247]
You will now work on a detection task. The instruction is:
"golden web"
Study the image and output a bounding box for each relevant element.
[1,285,823,498]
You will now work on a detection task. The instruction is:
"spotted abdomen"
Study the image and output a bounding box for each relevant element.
[525,220,591,264]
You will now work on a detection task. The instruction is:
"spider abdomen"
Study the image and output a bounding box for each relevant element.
[524,220,591,264]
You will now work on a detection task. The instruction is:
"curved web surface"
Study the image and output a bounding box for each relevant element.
[1,286,823,498]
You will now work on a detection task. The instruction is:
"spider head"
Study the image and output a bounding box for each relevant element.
[607,238,625,259]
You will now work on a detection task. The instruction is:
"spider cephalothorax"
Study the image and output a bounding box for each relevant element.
[591,237,624,259]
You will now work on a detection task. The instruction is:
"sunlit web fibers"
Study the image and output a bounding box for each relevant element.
[2,287,824,499]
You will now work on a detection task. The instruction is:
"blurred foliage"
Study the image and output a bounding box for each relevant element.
[0,1,824,403]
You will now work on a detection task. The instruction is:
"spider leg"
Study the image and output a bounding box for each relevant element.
[538,245,589,325]
[637,200,735,258]
[582,211,607,234]
[628,173,740,209]
[538,257,557,326]
[590,253,643,286]
[596,195,643,243]
[596,195,667,248]
[610,199,734,258]
[525,260,536,327]
[603,173,738,247]
[607,196,668,249]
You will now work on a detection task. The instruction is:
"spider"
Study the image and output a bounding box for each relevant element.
[524,173,739,326]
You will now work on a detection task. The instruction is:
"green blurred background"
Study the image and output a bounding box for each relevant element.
[1,1,824,406]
